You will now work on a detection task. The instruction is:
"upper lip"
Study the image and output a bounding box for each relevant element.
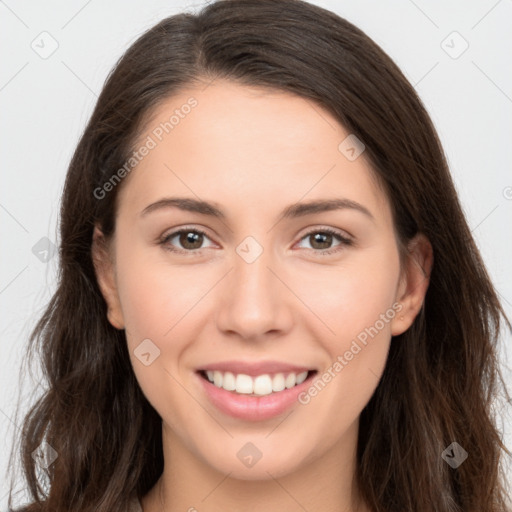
[197,360,316,377]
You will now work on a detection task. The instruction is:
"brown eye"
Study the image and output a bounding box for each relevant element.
[161,228,213,253]
[308,232,334,250]
[178,231,204,250]
[296,228,353,255]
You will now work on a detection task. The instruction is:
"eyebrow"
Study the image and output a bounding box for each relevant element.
[140,197,375,222]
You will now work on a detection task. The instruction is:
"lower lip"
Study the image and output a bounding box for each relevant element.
[196,371,316,421]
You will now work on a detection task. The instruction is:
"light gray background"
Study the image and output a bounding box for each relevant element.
[1,0,511,506]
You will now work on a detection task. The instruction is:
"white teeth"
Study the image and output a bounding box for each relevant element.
[203,370,311,395]
[285,373,296,389]
[253,375,273,396]
[296,371,308,385]
[222,371,236,391]
[235,374,253,394]
[272,373,286,392]
[213,371,223,388]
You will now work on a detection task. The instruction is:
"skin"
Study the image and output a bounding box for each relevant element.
[93,79,433,512]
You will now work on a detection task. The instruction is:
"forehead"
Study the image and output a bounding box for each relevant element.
[117,80,390,224]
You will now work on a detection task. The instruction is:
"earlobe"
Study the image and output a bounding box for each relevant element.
[391,233,433,336]
[91,225,125,330]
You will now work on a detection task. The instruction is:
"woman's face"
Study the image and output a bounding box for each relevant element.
[94,79,429,481]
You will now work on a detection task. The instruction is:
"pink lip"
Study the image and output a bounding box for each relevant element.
[196,370,316,421]
[198,360,315,377]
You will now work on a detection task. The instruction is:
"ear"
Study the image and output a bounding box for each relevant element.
[391,233,433,336]
[91,225,125,330]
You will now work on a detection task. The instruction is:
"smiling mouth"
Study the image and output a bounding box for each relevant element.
[197,369,318,396]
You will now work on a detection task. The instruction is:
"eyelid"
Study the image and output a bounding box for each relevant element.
[297,225,353,243]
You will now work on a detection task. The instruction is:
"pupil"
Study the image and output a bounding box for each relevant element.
[312,233,331,249]
[181,232,202,249]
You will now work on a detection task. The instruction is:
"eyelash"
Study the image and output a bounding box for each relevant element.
[159,226,353,256]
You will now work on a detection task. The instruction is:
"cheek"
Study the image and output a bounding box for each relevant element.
[294,247,399,411]
[115,242,207,340]
[114,247,202,417]
[292,246,400,345]
[335,270,398,343]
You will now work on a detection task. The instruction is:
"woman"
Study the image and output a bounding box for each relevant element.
[6,0,511,511]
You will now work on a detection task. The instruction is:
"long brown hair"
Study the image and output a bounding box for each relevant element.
[6,0,511,510]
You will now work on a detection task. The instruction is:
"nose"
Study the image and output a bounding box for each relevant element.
[215,241,294,342]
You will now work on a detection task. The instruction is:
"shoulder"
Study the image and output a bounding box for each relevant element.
[4,497,142,512]
[4,506,36,512]
[3,505,39,512]
[128,496,143,512]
